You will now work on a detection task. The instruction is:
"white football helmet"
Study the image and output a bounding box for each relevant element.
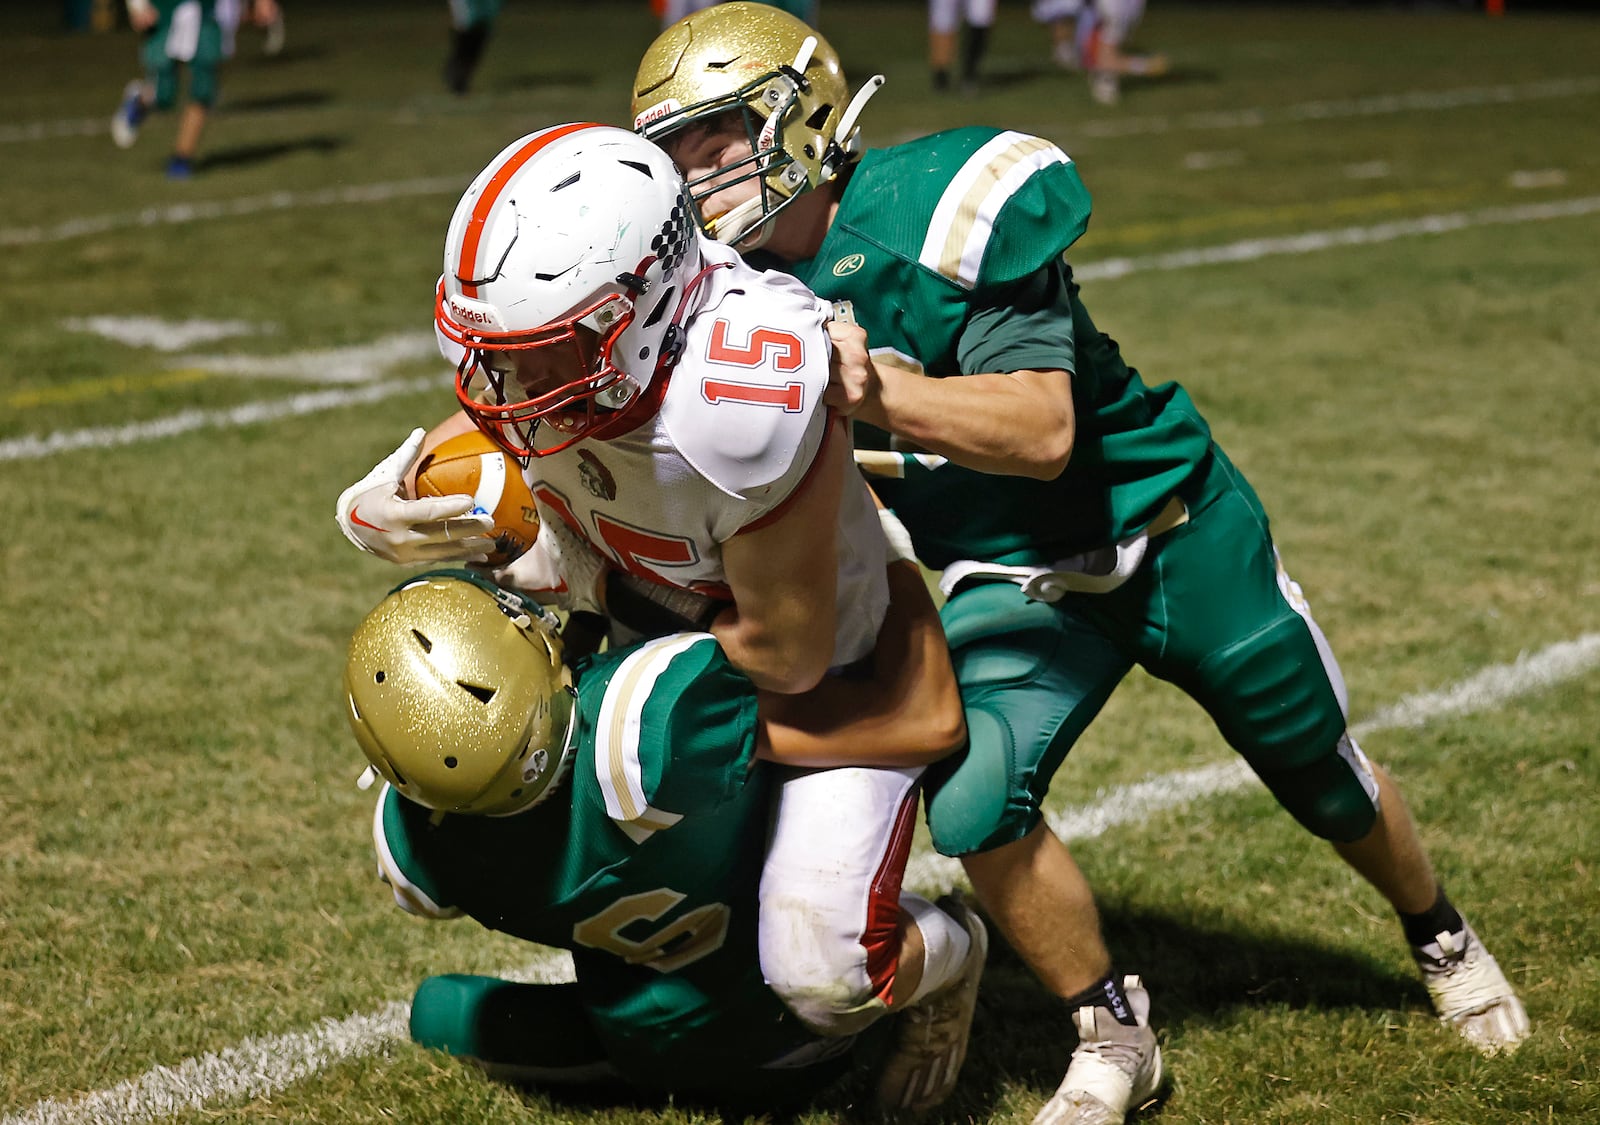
[436,122,706,459]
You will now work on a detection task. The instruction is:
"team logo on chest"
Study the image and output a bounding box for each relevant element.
[577,449,617,501]
[832,253,866,277]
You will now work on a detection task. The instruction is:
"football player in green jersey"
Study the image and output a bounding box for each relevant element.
[111,0,266,177]
[630,5,1530,1122]
[343,548,984,1110]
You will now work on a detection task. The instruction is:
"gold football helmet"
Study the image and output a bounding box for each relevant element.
[344,570,576,817]
[631,1,883,245]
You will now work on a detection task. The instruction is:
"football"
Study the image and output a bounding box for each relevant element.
[414,430,539,567]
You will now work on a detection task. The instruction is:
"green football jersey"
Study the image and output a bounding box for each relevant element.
[378,633,816,1084]
[789,127,1215,566]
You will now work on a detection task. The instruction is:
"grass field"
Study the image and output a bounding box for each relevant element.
[2,2,1597,1123]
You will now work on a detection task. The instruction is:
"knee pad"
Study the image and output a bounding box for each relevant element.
[1195,613,1349,772]
[758,767,921,1037]
[925,707,1040,857]
[759,887,890,1036]
[1256,733,1380,843]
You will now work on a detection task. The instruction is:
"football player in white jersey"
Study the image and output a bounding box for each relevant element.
[335,122,986,1114]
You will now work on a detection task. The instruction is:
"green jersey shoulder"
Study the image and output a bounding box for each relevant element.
[789,128,1213,564]
[374,631,765,975]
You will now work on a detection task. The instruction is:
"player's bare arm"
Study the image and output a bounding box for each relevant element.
[823,305,1074,478]
[712,420,849,694]
[757,556,965,767]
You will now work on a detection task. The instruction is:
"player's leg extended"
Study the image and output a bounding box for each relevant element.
[1136,447,1527,1053]
[927,586,1164,1125]
[410,975,620,1085]
[758,763,920,1036]
[927,581,1129,996]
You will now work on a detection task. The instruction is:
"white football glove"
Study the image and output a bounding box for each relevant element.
[335,428,496,564]
[492,515,608,615]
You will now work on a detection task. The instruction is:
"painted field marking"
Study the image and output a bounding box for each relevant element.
[1074,194,1600,282]
[14,76,1597,152]
[1064,76,1600,140]
[8,192,1598,460]
[0,376,442,463]
[5,632,1596,1125]
[0,177,463,247]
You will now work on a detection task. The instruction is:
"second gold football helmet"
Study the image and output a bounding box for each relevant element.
[344,570,576,817]
[631,1,882,245]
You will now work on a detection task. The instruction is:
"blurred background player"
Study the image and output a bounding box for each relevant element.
[111,0,272,177]
[928,0,995,94]
[444,0,500,95]
[1031,0,1086,71]
[633,6,1530,1123]
[346,558,977,1108]
[1058,0,1170,105]
[216,0,283,58]
[654,0,819,30]
[335,123,987,1114]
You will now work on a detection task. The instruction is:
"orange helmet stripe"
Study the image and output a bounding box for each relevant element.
[458,121,601,298]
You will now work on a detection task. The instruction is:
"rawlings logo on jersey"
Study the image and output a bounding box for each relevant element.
[831,253,866,277]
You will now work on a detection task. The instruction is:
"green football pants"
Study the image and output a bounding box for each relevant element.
[924,446,1380,855]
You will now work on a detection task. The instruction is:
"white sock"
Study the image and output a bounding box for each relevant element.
[900,893,973,1005]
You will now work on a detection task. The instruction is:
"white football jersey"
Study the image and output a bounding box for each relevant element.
[525,241,888,668]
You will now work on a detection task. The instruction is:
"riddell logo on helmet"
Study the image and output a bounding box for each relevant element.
[634,99,681,131]
[449,297,503,330]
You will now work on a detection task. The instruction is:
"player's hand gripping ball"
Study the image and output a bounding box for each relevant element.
[414,431,540,567]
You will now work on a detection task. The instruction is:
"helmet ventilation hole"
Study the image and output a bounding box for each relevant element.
[410,629,433,652]
[457,681,496,704]
[374,671,385,684]
[443,756,458,769]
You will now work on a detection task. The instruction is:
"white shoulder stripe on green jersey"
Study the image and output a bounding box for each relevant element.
[593,633,713,833]
[919,131,1071,290]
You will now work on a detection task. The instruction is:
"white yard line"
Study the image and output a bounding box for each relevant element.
[6,76,1596,247]
[1063,76,1600,140]
[13,76,1597,151]
[7,192,1600,463]
[0,376,441,463]
[1073,195,1600,282]
[6,632,1597,1125]
[0,178,464,248]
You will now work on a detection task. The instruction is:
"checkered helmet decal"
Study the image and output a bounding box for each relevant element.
[650,189,695,281]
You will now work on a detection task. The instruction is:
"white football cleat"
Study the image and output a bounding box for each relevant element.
[875,894,988,1116]
[262,11,285,56]
[110,80,146,150]
[1415,924,1530,1055]
[1088,71,1120,106]
[1033,975,1163,1125]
